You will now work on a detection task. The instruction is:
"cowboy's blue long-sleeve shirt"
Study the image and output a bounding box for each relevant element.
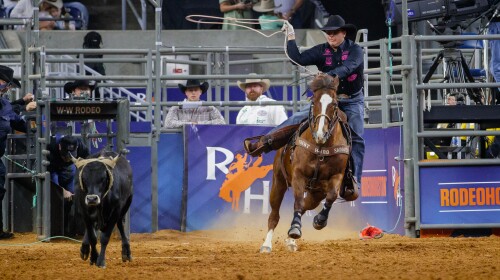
[0,97,24,131]
[286,39,364,95]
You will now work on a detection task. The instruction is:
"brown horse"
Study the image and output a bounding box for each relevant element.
[260,73,350,253]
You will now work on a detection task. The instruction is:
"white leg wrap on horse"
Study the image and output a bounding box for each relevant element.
[285,238,298,252]
[262,230,274,249]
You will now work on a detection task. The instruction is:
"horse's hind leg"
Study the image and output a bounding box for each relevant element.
[260,170,287,253]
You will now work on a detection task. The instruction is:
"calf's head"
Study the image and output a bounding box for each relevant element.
[73,156,119,207]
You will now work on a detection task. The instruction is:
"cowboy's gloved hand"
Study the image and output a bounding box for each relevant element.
[63,189,73,201]
[23,93,34,102]
[26,101,37,112]
[281,21,295,35]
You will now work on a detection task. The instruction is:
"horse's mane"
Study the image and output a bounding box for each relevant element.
[309,74,338,93]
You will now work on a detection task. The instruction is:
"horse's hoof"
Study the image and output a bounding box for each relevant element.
[285,238,298,252]
[260,246,272,253]
[313,215,327,230]
[288,227,302,239]
[122,254,132,262]
[80,251,89,261]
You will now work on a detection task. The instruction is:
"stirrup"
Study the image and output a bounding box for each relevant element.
[340,172,359,201]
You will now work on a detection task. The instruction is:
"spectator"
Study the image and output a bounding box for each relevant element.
[486,136,500,158]
[81,31,105,99]
[11,0,75,30]
[245,15,365,188]
[274,0,305,29]
[64,79,97,100]
[164,79,226,128]
[0,65,28,240]
[82,31,105,76]
[219,0,254,30]
[236,74,287,125]
[2,0,18,8]
[46,135,89,236]
[489,12,500,103]
[38,11,56,31]
[253,0,283,30]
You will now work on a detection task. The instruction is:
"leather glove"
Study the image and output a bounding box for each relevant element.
[281,20,295,35]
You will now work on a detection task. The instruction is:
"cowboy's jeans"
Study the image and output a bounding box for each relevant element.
[489,22,500,90]
[270,89,365,183]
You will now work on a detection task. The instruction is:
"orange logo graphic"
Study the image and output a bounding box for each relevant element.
[219,153,273,211]
[361,176,387,197]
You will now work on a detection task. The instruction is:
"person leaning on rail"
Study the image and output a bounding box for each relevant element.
[235,74,288,126]
[244,15,365,195]
[46,135,89,236]
[0,65,33,240]
[163,80,226,129]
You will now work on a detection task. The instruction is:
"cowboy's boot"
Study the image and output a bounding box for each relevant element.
[244,124,301,157]
[339,154,359,201]
[340,171,359,201]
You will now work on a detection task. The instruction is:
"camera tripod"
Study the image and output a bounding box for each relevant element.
[422,47,483,105]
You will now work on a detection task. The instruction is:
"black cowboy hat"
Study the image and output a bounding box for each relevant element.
[0,65,21,88]
[59,136,79,159]
[64,80,97,94]
[178,79,209,94]
[321,15,357,37]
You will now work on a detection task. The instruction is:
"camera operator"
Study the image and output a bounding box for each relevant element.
[489,4,500,103]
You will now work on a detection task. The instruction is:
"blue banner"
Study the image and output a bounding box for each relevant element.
[185,124,405,234]
[420,166,500,226]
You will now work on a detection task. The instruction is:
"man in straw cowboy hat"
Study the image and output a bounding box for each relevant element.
[244,15,365,193]
[236,73,287,125]
[164,79,225,128]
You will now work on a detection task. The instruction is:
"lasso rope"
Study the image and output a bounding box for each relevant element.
[3,155,39,208]
[185,15,317,76]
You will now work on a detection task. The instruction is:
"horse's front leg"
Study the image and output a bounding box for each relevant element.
[313,181,340,230]
[288,178,307,239]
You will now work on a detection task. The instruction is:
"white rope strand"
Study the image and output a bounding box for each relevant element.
[185,15,317,76]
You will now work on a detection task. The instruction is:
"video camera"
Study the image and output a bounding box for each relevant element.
[385,0,498,26]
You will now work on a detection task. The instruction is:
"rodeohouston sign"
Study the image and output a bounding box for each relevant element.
[420,166,500,227]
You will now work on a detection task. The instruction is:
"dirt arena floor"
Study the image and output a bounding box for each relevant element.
[1,226,499,280]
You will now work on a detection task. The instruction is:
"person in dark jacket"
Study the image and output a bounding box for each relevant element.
[0,65,28,239]
[47,135,89,236]
[47,135,89,198]
[244,15,365,186]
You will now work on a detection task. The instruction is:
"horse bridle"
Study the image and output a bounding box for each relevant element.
[308,95,340,143]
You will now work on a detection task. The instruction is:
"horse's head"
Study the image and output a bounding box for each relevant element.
[308,73,340,144]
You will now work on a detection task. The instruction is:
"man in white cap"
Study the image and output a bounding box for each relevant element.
[236,74,287,126]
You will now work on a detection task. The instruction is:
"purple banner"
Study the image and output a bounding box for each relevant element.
[185,125,405,234]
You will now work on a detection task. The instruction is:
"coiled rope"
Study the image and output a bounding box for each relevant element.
[185,15,317,76]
